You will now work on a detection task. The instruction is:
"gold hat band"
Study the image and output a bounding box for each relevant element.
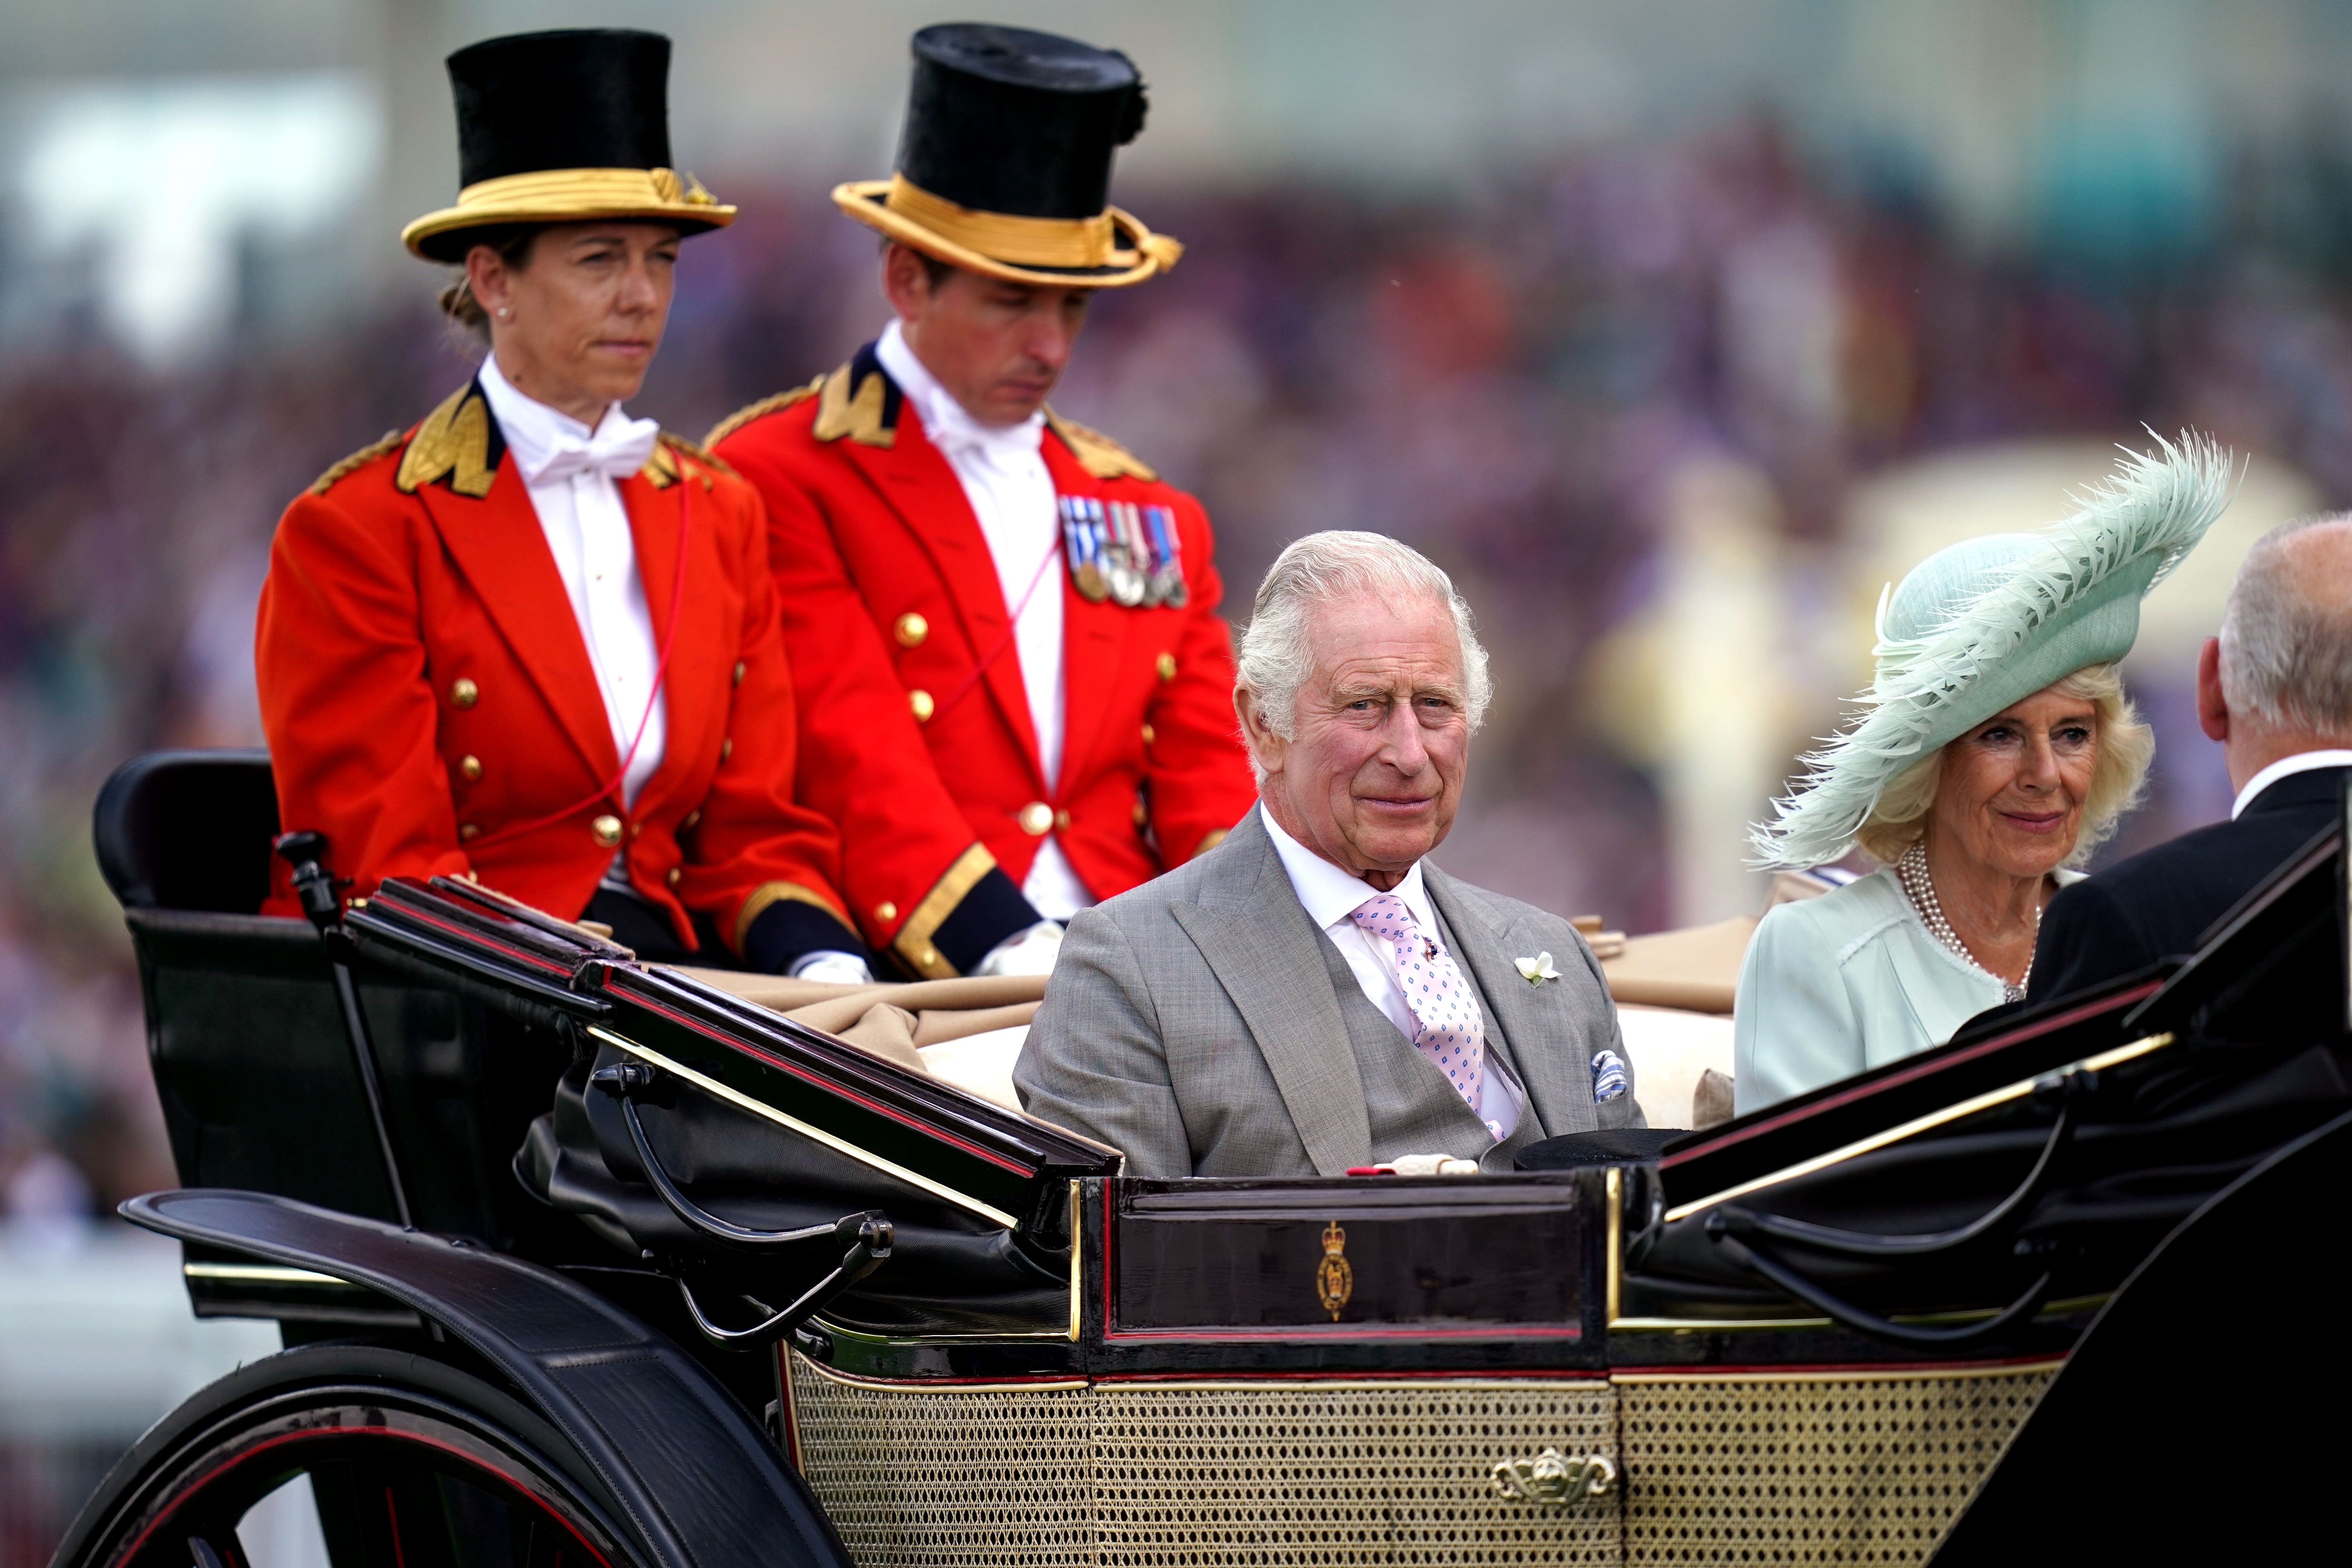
[401,166,737,258]
[833,176,1180,288]
[457,165,722,214]
[885,174,1120,268]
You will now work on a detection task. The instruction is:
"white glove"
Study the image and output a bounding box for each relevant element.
[1372,1154,1479,1177]
[973,920,1065,978]
[787,950,873,985]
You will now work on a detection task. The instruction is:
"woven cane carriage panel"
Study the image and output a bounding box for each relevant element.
[788,1357,1094,1566]
[1616,1363,2058,1566]
[1090,1380,1619,1567]
[788,1362,1621,1567]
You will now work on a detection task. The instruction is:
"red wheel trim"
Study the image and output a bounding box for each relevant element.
[111,1418,615,1567]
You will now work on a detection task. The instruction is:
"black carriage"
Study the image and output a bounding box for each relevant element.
[53,750,2352,1566]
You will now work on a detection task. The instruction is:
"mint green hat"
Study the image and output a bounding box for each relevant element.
[1751,432,2235,869]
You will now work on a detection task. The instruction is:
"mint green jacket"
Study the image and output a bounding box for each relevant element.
[1732,867,2080,1114]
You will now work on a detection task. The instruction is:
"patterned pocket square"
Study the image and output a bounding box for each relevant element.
[1590,1049,1630,1102]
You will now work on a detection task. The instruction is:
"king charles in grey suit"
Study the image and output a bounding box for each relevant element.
[1017,531,1639,1178]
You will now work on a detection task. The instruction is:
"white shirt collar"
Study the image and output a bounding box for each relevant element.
[2231,749,2352,819]
[1259,803,1436,935]
[874,319,1045,468]
[475,352,636,485]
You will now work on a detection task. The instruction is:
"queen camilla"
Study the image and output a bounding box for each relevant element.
[1733,436,2233,1113]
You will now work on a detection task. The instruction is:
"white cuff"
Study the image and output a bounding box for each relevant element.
[973,920,1066,978]
[788,950,874,985]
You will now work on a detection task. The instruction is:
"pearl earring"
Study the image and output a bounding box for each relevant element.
[496,307,511,319]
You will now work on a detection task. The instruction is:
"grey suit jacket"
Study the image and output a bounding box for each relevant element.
[1015,808,1640,1178]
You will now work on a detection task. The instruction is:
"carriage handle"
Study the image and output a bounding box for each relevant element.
[673,1214,895,1350]
[590,1060,881,1250]
[589,1060,896,1348]
[1710,1229,2054,1348]
[1704,1066,2092,1261]
[1696,1067,2093,1348]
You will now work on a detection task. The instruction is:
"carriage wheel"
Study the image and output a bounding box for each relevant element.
[53,1343,644,1568]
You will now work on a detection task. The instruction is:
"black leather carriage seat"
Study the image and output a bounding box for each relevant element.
[94,748,280,913]
[95,751,574,1281]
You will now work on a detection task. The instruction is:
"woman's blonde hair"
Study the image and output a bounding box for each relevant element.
[1853,663,2154,867]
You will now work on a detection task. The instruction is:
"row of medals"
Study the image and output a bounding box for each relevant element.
[1062,497,1189,609]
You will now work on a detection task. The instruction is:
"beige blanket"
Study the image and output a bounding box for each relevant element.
[1599,916,1757,1015]
[666,967,1045,1076]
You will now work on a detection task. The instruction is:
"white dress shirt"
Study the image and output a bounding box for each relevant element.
[476,357,867,981]
[876,321,1093,920]
[1259,805,1520,1139]
[476,354,665,810]
[2231,749,2352,819]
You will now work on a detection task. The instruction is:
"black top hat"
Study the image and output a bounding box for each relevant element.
[403,28,734,262]
[834,23,1180,287]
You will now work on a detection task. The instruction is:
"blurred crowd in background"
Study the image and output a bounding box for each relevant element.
[6,0,2352,1547]
[13,105,2352,1228]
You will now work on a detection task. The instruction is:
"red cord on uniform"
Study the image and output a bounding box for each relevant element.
[928,537,1062,728]
[462,484,692,855]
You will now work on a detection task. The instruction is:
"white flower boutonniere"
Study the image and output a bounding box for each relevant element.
[1515,952,1561,985]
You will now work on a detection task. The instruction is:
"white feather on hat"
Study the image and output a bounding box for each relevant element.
[1751,430,2237,870]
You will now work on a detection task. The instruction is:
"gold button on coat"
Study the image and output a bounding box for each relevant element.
[681,809,701,831]
[1132,799,1149,828]
[1155,652,1177,681]
[1018,801,1054,836]
[874,901,898,925]
[667,867,682,887]
[451,677,479,708]
[733,661,747,686]
[458,754,483,782]
[1140,723,1156,746]
[909,688,935,723]
[592,814,623,848]
[1054,808,1072,831]
[894,612,929,648]
[458,823,480,841]
[719,737,733,762]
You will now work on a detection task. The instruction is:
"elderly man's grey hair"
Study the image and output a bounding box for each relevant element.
[1234,531,1492,773]
[2220,512,2352,735]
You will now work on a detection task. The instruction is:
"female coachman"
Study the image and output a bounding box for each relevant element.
[257,29,871,980]
[1735,436,2233,1113]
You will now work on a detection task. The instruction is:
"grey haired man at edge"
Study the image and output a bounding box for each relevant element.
[1015,530,1639,1179]
[2022,511,2352,1026]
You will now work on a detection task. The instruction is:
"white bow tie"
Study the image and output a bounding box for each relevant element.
[526,414,661,486]
[927,405,1044,473]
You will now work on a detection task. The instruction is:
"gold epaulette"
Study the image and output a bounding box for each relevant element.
[642,430,736,490]
[704,377,824,447]
[309,429,403,495]
[1045,407,1160,482]
[811,359,896,448]
[396,383,496,497]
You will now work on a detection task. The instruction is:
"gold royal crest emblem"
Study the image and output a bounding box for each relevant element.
[1316,1220,1353,1320]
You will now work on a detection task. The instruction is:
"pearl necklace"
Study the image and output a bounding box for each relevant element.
[1896,842,2035,1005]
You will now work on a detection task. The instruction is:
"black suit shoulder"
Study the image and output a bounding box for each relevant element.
[2027,772,2344,1004]
[2029,827,2248,1006]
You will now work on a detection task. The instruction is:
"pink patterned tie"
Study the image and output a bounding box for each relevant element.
[1349,891,1485,1111]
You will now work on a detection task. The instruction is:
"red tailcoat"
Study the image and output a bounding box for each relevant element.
[256,379,851,956]
[711,345,1257,978]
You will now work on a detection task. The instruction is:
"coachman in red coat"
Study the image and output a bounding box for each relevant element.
[258,28,865,975]
[712,23,1257,980]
